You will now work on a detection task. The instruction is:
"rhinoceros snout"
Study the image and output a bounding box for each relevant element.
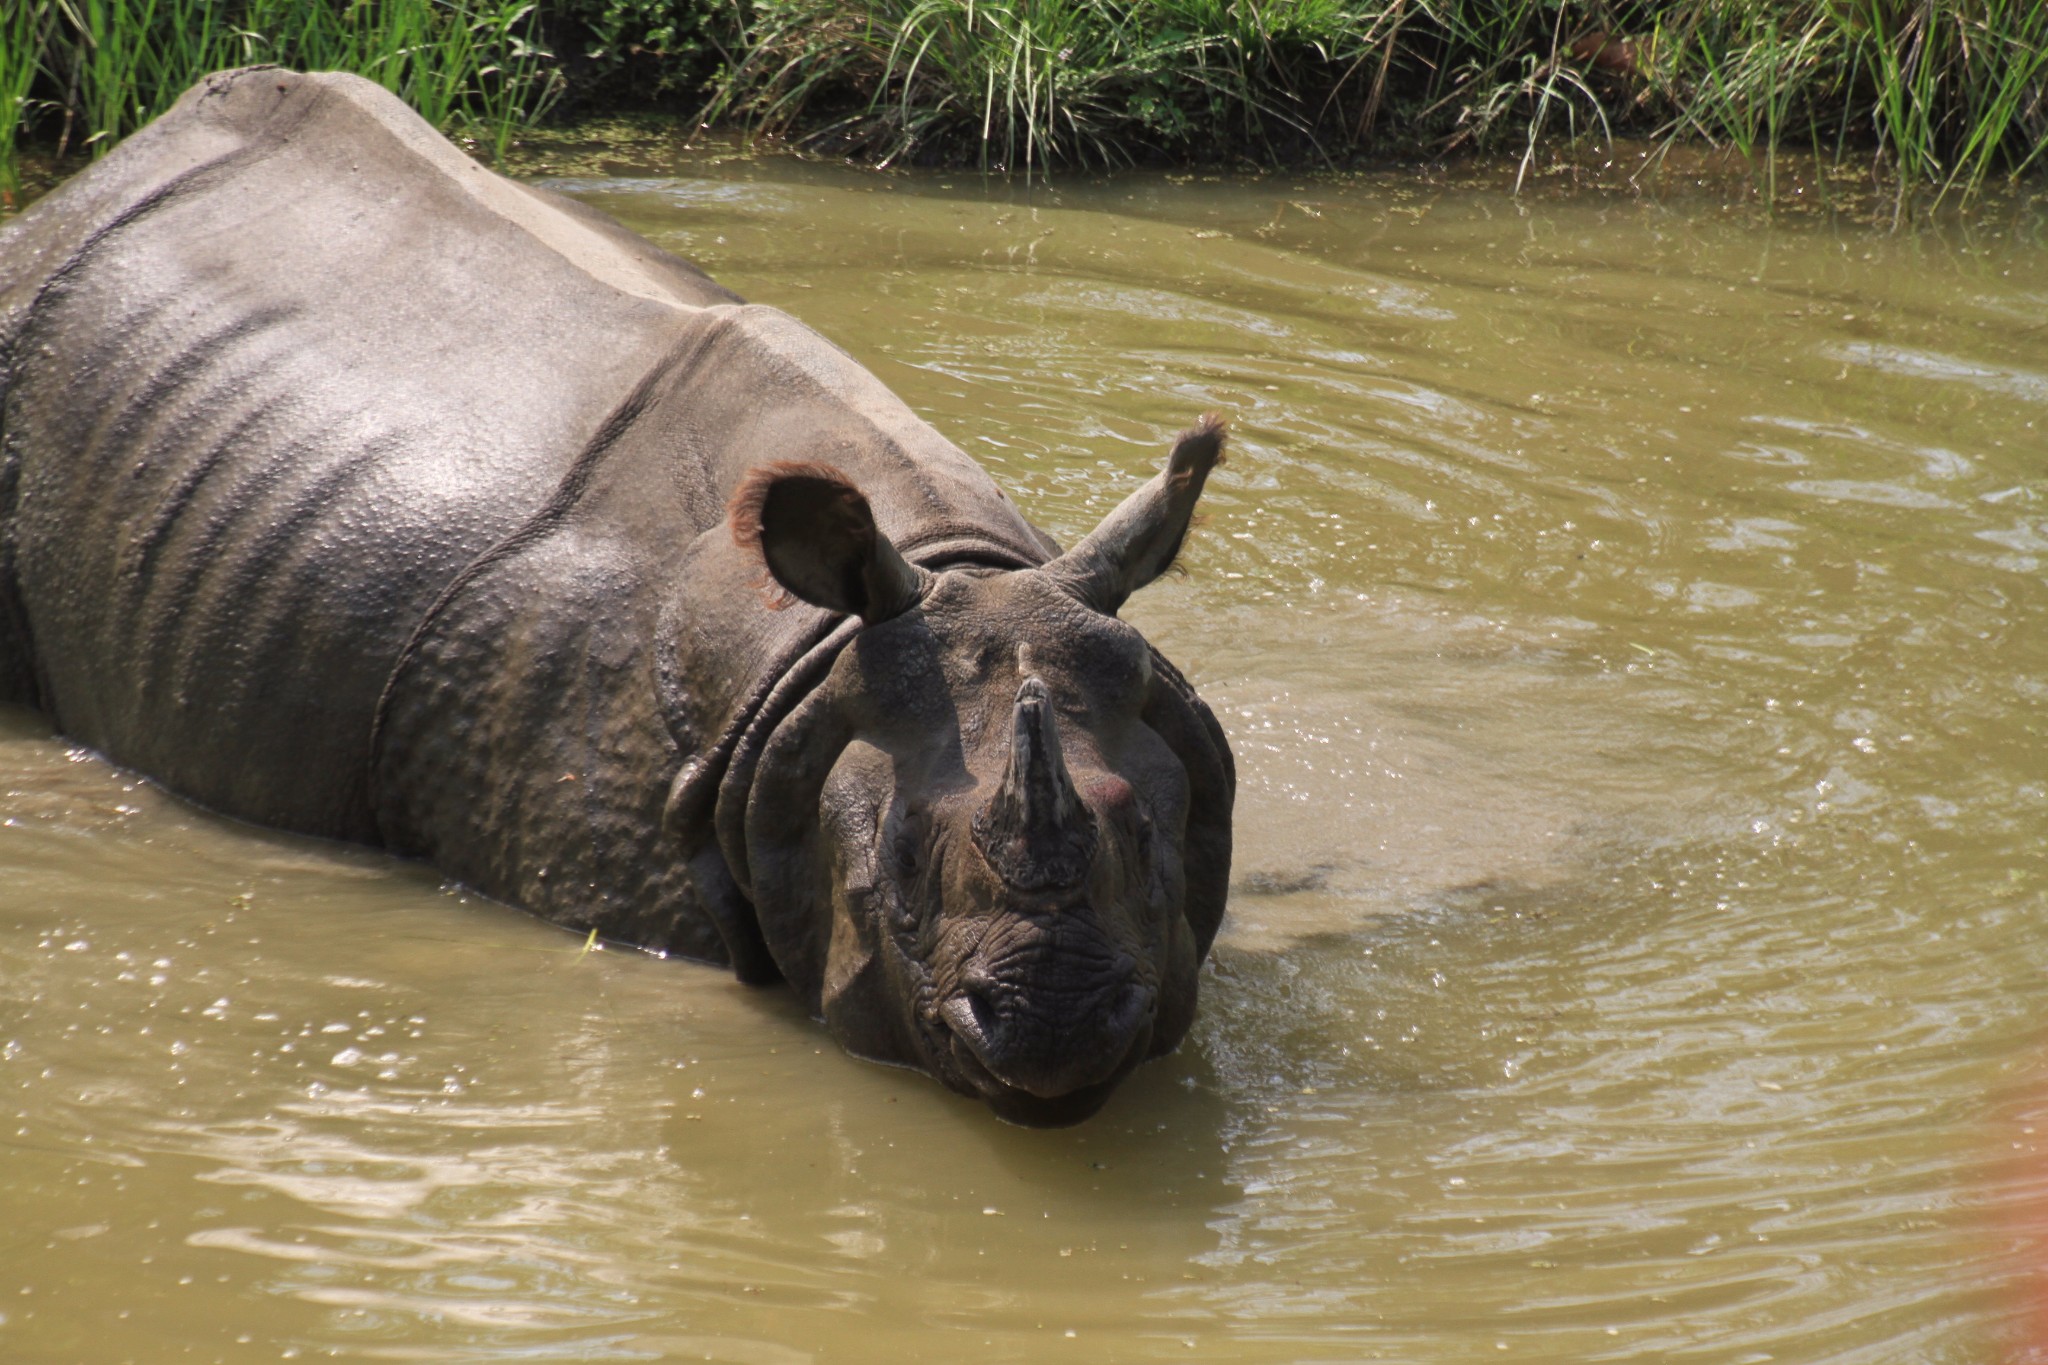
[938,965,1156,1105]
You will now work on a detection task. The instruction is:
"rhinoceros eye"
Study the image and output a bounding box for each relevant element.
[890,804,931,882]
[894,830,923,878]
[885,838,926,936]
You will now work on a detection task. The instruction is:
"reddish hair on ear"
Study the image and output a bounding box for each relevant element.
[729,460,866,556]
[726,462,923,623]
[728,461,870,610]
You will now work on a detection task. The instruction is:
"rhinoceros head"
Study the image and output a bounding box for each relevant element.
[730,417,1232,1125]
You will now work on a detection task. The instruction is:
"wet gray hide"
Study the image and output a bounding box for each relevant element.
[0,68,1234,1125]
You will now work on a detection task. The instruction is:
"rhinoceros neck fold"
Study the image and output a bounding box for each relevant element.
[700,532,1051,901]
[367,287,1058,970]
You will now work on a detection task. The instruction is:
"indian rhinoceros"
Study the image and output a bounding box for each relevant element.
[0,67,1234,1125]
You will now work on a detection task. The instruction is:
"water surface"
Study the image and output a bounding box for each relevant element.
[5,150,2047,1363]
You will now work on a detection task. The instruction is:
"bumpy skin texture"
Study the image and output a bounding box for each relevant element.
[0,68,1234,1124]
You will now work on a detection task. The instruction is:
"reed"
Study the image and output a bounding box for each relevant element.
[1,0,563,193]
[8,1,2048,198]
[0,1,49,199]
[700,0,1654,171]
[702,0,1142,171]
[706,0,2048,191]
[1628,1,2048,197]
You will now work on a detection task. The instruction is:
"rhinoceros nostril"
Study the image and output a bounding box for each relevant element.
[939,985,1000,1058]
[1109,979,1156,1036]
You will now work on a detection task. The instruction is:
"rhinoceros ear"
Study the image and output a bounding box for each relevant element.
[730,462,926,624]
[1042,414,1227,615]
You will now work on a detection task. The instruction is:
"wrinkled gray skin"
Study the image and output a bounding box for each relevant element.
[0,68,1234,1125]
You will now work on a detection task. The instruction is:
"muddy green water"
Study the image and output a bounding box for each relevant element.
[5,154,2048,1364]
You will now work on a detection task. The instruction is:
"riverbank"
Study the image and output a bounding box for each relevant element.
[5,1,2048,202]
[702,0,2048,195]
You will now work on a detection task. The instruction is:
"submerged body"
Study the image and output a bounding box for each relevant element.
[0,68,1233,1124]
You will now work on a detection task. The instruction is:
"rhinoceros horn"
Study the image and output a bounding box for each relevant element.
[1042,413,1227,616]
[971,663,1097,892]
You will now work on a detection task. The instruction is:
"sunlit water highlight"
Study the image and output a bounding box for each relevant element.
[3,150,2046,1363]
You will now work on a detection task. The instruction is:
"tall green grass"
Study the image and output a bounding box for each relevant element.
[706,0,2048,192]
[1,2,52,198]
[0,0,564,196]
[702,0,1133,170]
[8,1,2048,198]
[1638,0,2048,197]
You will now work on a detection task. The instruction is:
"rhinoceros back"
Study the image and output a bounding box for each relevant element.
[0,68,734,840]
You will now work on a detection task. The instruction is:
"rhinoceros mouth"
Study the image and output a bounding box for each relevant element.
[950,1036,1151,1127]
[984,1067,1143,1127]
[930,1009,1154,1127]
